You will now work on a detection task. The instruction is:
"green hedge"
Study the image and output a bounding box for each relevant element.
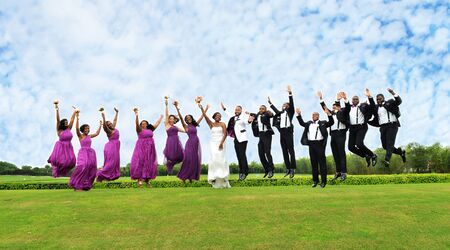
[1,174,449,190]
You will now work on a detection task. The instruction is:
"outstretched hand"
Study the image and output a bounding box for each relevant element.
[220,102,225,110]
[317,90,323,100]
[387,88,396,95]
[364,88,371,97]
[287,85,292,94]
[295,108,301,115]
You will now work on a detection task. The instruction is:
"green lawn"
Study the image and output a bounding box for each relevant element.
[1,184,449,249]
[0,174,308,183]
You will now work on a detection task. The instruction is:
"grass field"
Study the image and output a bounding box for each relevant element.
[1,183,449,249]
[0,174,292,183]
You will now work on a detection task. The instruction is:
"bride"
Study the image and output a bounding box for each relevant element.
[198,99,231,188]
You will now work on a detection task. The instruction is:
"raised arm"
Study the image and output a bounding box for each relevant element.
[174,101,188,132]
[295,108,307,127]
[268,96,281,115]
[75,113,82,138]
[102,112,113,135]
[317,91,329,112]
[199,104,213,128]
[287,85,294,114]
[218,122,227,150]
[152,115,164,131]
[134,109,142,134]
[112,108,118,129]
[55,105,60,133]
[196,104,209,124]
[164,97,170,128]
[68,110,77,130]
[324,109,334,127]
[221,102,234,118]
[90,120,103,138]
[388,88,402,105]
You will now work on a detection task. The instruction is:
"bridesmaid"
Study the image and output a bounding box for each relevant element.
[69,111,102,191]
[130,108,163,187]
[163,96,184,175]
[96,108,121,182]
[47,100,77,177]
[173,97,208,183]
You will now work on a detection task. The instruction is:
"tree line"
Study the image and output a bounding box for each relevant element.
[1,143,448,176]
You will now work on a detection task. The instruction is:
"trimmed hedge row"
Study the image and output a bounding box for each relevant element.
[1,174,449,190]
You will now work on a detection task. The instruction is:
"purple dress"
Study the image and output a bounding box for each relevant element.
[177,125,202,181]
[48,129,76,177]
[96,129,121,182]
[69,136,97,190]
[130,129,158,181]
[163,126,184,174]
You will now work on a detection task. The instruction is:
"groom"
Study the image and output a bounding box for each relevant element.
[221,103,250,181]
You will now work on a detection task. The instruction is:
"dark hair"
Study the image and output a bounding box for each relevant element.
[212,112,221,120]
[333,101,341,107]
[80,124,89,133]
[236,105,242,109]
[59,119,68,130]
[168,115,179,124]
[185,115,199,127]
[376,94,385,99]
[140,120,156,131]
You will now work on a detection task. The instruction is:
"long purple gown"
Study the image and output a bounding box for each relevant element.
[130,129,158,181]
[177,125,202,181]
[47,129,76,177]
[163,126,184,174]
[96,129,121,182]
[69,136,97,190]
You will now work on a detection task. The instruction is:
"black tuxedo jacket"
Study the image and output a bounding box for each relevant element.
[250,112,274,137]
[271,95,295,130]
[345,97,374,125]
[297,114,334,146]
[320,101,350,129]
[369,95,402,127]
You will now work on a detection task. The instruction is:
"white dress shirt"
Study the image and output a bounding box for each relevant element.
[257,115,268,132]
[307,121,324,141]
[330,113,346,131]
[349,105,365,125]
[279,110,292,129]
[378,104,397,125]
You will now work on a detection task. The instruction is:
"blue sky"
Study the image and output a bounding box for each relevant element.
[0,0,449,167]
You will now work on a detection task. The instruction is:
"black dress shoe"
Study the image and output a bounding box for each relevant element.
[289,169,295,179]
[383,160,390,168]
[320,182,326,188]
[242,173,248,180]
[371,154,378,166]
[401,149,406,163]
[341,173,347,181]
[283,169,290,177]
[365,156,371,167]
[312,182,318,188]
[267,171,274,179]
[238,174,244,181]
[331,172,341,181]
[263,172,268,178]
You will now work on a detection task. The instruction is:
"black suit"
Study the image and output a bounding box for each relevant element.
[297,114,334,184]
[271,95,296,170]
[320,101,349,173]
[346,98,375,158]
[251,112,275,173]
[369,95,403,162]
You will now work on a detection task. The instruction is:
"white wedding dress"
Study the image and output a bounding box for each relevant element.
[208,126,231,188]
